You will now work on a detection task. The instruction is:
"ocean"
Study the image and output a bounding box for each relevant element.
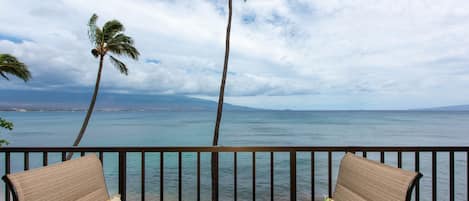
[1,111,469,201]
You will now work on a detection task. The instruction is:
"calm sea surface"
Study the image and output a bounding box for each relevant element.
[1,111,468,201]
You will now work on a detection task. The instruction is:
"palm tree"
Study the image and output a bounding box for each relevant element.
[67,13,139,159]
[0,54,31,82]
[0,53,31,146]
[212,0,233,200]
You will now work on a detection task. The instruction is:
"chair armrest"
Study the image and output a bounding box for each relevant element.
[405,172,423,201]
[2,175,19,201]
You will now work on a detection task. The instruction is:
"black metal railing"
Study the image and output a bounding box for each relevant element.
[1,146,469,201]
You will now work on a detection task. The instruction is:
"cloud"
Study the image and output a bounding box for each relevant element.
[1,0,469,109]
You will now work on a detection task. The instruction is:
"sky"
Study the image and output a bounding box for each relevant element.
[0,0,469,110]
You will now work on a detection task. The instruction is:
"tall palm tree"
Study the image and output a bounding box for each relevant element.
[0,54,31,82]
[0,53,31,146]
[212,0,233,200]
[67,13,139,159]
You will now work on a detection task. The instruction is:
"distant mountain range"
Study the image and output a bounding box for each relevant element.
[413,104,469,111]
[0,90,255,112]
[1,90,469,111]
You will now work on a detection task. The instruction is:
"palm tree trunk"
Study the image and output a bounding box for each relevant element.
[212,0,232,200]
[67,55,104,160]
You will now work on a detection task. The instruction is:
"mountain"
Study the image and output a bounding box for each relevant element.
[412,104,469,111]
[0,90,256,111]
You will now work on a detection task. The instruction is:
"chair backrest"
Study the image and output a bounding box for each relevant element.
[333,153,422,201]
[2,155,110,201]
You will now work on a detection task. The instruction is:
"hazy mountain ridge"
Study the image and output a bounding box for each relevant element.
[412,104,469,111]
[0,90,256,111]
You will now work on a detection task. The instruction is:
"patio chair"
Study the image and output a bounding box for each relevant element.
[2,155,114,201]
[332,153,422,201]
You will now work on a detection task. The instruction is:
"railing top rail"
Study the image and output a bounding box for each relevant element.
[1,146,469,152]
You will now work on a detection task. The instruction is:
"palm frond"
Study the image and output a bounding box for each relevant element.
[94,27,104,46]
[88,14,99,44]
[107,32,138,59]
[0,72,9,80]
[109,55,128,75]
[0,54,31,82]
[103,20,124,42]
[107,43,140,60]
[108,33,134,45]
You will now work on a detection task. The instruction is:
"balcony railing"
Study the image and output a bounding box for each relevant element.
[1,146,469,201]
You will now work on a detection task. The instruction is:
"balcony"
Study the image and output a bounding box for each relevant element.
[1,146,468,201]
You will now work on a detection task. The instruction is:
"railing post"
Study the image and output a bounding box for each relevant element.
[432,151,437,201]
[252,152,256,201]
[415,152,420,201]
[197,152,201,201]
[380,151,385,163]
[119,151,127,201]
[5,152,10,201]
[397,151,402,168]
[328,152,332,198]
[234,152,237,201]
[24,152,29,171]
[141,151,146,201]
[449,151,454,201]
[311,152,315,201]
[212,152,219,201]
[290,151,296,201]
[160,152,164,201]
[178,152,182,201]
[43,152,48,166]
[62,152,66,161]
[271,152,274,201]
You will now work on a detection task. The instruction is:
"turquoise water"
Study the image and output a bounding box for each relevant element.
[1,111,469,201]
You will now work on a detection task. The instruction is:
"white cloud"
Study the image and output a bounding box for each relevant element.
[1,0,469,109]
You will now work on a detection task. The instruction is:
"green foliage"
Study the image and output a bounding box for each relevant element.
[0,139,8,146]
[0,117,14,147]
[0,118,14,130]
[0,53,28,146]
[88,13,139,74]
[109,55,128,75]
[102,20,124,41]
[0,54,32,82]
[88,14,99,45]
[324,197,334,201]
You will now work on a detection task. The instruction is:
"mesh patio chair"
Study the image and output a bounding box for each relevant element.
[332,153,422,201]
[2,155,111,201]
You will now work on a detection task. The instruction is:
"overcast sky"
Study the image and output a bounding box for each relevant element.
[1,0,469,110]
